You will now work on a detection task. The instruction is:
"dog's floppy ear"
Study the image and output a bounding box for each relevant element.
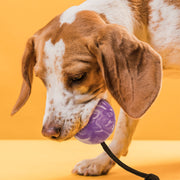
[11,37,36,115]
[89,24,162,118]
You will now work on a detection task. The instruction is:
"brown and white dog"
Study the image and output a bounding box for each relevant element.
[11,0,180,176]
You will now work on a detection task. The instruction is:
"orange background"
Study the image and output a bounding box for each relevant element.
[0,0,180,140]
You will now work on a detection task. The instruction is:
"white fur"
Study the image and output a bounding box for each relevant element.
[149,0,180,47]
[43,38,65,126]
[149,0,180,69]
[60,0,134,33]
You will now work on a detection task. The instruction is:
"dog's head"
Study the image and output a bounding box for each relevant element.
[11,11,162,141]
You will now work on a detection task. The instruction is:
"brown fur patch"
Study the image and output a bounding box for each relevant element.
[128,0,150,42]
[128,0,150,26]
[50,99,54,104]
[164,0,180,8]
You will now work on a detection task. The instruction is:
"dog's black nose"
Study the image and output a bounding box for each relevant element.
[42,126,61,138]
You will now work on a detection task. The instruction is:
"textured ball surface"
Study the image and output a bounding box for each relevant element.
[75,99,115,144]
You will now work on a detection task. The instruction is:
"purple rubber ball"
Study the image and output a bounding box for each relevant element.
[75,99,115,144]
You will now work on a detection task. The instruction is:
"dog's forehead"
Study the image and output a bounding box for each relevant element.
[35,10,105,43]
[34,11,106,76]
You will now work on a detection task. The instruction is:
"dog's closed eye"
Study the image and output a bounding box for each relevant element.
[66,72,88,89]
[70,72,87,84]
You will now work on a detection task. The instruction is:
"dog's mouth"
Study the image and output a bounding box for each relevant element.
[45,114,89,141]
[42,116,89,142]
[54,123,82,141]
[42,94,106,141]
[47,109,97,141]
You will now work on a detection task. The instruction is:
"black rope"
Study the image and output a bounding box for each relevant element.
[101,142,160,180]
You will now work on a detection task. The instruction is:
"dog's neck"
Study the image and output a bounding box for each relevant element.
[60,0,135,33]
[60,0,149,42]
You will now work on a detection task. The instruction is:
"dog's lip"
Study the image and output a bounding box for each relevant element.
[50,124,81,141]
[50,133,73,141]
